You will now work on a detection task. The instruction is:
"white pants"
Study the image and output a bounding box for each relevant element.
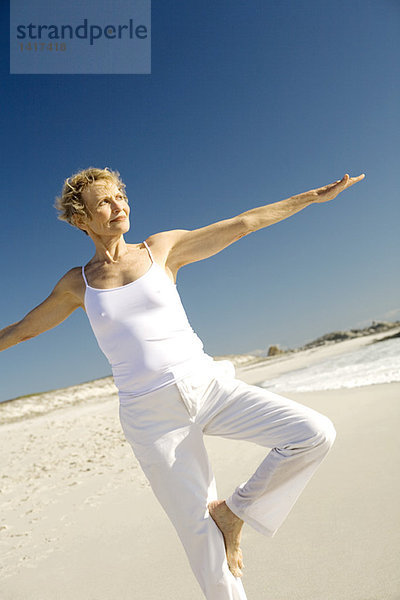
[119,360,336,600]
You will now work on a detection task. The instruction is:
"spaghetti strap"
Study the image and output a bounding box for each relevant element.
[81,265,89,287]
[143,240,154,264]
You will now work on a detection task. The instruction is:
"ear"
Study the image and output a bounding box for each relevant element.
[72,213,88,233]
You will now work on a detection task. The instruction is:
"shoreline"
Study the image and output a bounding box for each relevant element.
[235,325,400,385]
[1,325,399,427]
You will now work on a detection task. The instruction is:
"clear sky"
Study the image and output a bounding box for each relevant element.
[1,0,399,403]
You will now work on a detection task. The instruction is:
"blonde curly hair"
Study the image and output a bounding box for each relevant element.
[54,166,127,236]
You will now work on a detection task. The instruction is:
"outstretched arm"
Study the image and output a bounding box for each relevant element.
[159,173,365,270]
[0,270,81,352]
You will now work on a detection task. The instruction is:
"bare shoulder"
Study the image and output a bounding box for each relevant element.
[145,229,189,263]
[145,230,190,282]
[54,266,86,308]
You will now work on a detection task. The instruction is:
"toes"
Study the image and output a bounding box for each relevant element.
[238,550,244,569]
[229,565,243,578]
[228,549,244,577]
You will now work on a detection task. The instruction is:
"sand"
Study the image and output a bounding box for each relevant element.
[1,336,399,599]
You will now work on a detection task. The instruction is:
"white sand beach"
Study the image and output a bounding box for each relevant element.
[1,329,399,599]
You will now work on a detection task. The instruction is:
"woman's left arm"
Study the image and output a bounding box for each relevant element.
[153,173,365,270]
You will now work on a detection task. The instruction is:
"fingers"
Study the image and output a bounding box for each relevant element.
[334,173,365,189]
[345,173,365,182]
[345,173,365,187]
[312,173,365,202]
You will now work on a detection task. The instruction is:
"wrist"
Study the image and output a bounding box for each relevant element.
[290,193,316,207]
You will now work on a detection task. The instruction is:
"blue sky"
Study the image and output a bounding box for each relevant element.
[1,0,399,403]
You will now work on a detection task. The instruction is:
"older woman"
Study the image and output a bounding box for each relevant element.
[0,168,364,600]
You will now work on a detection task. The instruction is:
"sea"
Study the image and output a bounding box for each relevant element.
[259,337,400,393]
[1,335,399,425]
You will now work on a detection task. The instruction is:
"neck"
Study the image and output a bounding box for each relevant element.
[92,235,129,264]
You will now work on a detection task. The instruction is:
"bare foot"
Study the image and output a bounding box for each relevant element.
[208,500,245,578]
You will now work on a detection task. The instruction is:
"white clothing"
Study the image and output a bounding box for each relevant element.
[81,241,336,598]
[82,241,214,398]
[119,359,336,600]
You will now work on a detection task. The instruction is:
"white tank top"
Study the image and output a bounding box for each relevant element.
[82,241,215,400]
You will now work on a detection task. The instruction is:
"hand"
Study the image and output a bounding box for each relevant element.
[306,173,365,204]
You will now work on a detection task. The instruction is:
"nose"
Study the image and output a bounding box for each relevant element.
[112,198,125,212]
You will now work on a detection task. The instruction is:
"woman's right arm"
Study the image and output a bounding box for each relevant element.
[0,270,82,352]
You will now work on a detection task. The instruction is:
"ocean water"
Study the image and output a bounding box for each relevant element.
[1,336,399,425]
[260,338,400,393]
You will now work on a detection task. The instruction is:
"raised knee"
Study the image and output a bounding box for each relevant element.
[281,415,336,456]
[293,414,336,454]
[315,416,336,451]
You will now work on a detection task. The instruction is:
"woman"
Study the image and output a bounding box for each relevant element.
[0,167,364,600]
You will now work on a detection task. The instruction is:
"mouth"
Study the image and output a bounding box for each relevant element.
[110,216,127,223]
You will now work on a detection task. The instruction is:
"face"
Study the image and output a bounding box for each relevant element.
[78,179,131,237]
